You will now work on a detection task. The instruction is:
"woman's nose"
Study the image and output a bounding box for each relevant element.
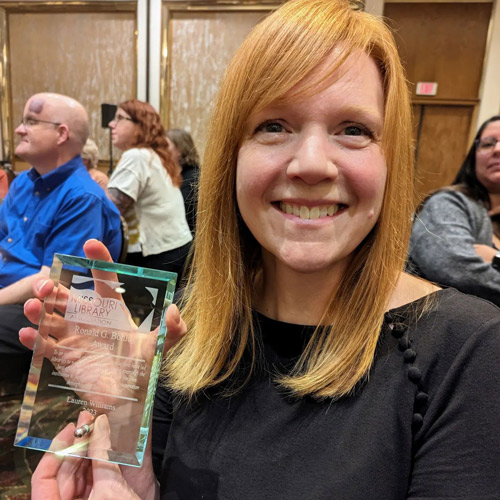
[286,132,338,185]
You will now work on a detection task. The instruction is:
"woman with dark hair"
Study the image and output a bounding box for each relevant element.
[409,115,500,305]
[107,100,192,277]
[166,128,200,234]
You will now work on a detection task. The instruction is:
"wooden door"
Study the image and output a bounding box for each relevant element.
[384,1,492,202]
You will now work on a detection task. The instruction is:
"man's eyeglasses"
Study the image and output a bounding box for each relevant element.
[20,117,61,128]
[476,138,500,154]
[112,114,135,124]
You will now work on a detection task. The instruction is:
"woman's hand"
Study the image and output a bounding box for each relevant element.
[22,239,187,498]
[32,413,143,500]
[473,243,497,263]
[20,238,187,363]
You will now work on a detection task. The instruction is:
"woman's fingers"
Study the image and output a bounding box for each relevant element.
[31,423,77,500]
[164,303,187,352]
[86,415,140,500]
[19,326,56,357]
[19,326,38,351]
[31,275,54,300]
[84,239,123,301]
[57,411,93,499]
[24,297,43,326]
[27,281,70,320]
[83,239,114,263]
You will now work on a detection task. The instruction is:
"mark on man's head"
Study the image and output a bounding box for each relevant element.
[28,98,44,114]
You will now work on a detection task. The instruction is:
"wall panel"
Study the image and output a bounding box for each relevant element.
[163,8,269,157]
[385,2,491,100]
[8,11,136,167]
[414,105,474,199]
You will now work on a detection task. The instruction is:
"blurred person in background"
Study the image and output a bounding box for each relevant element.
[0,92,121,394]
[409,115,500,306]
[166,128,200,235]
[0,168,8,201]
[107,100,192,278]
[81,138,108,190]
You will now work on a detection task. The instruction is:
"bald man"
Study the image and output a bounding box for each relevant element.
[0,93,121,393]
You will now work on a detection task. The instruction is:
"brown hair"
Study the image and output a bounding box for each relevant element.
[118,99,182,187]
[452,115,500,208]
[166,0,414,399]
[166,129,200,167]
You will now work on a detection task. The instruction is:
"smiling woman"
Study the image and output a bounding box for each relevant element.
[171,0,413,400]
[27,0,500,498]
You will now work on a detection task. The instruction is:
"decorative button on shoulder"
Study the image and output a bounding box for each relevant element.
[386,311,429,433]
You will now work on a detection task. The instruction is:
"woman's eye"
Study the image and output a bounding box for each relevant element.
[337,124,375,149]
[255,121,284,134]
[344,125,370,137]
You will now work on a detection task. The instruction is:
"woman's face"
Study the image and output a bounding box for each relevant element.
[475,120,500,194]
[236,51,386,278]
[109,108,138,151]
[166,137,181,167]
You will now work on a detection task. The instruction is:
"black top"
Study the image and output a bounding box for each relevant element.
[180,162,199,235]
[152,288,500,499]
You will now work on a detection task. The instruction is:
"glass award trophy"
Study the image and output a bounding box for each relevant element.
[14,253,177,467]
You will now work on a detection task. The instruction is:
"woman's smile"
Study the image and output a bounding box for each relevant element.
[276,201,347,221]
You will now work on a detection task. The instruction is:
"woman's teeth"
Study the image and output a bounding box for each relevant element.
[279,202,341,220]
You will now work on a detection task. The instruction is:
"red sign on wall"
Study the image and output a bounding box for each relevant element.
[416,82,438,96]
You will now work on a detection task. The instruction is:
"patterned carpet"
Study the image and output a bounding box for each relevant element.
[0,392,38,500]
[0,388,77,500]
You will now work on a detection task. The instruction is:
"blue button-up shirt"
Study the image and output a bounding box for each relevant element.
[0,156,121,288]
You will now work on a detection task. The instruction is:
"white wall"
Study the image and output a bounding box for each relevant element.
[477,0,500,126]
[364,0,385,17]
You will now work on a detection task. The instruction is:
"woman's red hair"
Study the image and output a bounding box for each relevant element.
[118,99,182,187]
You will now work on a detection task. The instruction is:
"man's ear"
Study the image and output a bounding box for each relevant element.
[56,124,70,145]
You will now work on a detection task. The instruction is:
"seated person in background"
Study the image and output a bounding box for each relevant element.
[0,92,121,392]
[166,128,200,235]
[409,115,500,306]
[81,138,108,190]
[0,168,8,201]
[107,100,192,278]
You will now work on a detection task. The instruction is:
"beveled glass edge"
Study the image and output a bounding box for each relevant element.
[15,254,176,467]
[54,253,177,283]
[133,276,174,465]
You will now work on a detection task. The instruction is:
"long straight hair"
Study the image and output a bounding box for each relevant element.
[165,0,414,400]
[118,99,182,187]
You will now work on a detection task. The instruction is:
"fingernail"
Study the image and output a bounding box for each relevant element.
[95,414,110,434]
[36,279,49,293]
